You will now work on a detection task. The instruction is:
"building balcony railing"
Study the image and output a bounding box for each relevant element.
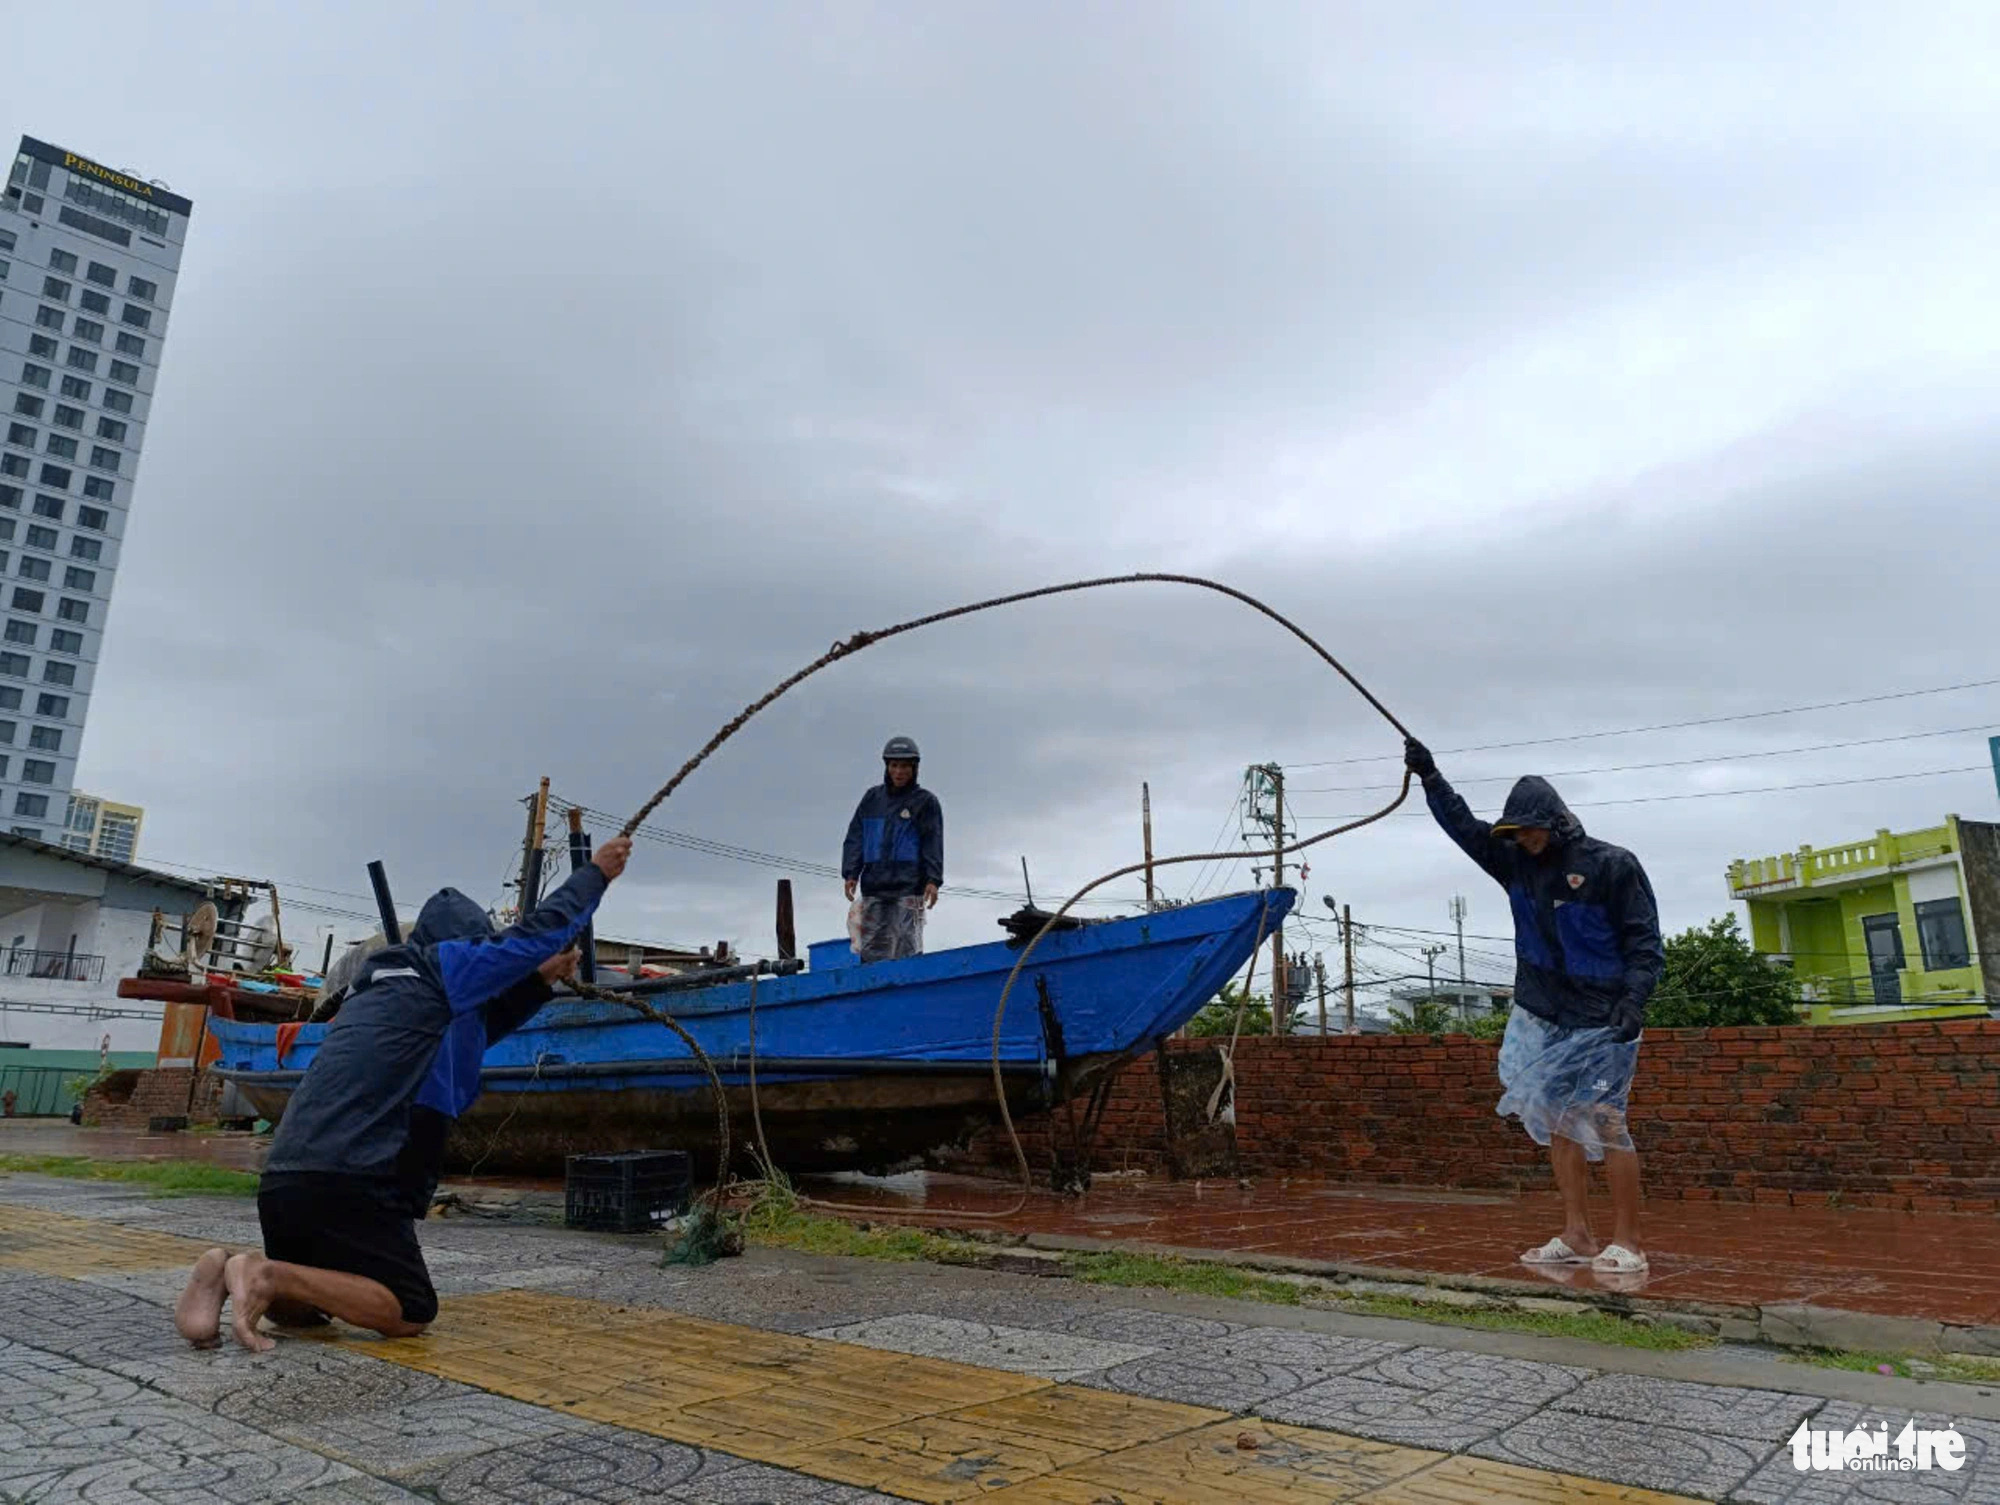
[2,948,106,983]
[1727,823,1956,897]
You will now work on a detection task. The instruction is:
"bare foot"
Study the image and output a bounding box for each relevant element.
[224,1251,276,1353]
[173,1248,228,1349]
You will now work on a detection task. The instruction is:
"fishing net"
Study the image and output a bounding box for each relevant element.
[661,1206,744,1266]
[1495,1007,1639,1160]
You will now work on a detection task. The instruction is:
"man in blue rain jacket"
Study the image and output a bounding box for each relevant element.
[841,735,943,961]
[173,836,632,1353]
[1406,739,1662,1275]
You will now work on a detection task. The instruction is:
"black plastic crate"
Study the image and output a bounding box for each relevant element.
[564,1150,692,1233]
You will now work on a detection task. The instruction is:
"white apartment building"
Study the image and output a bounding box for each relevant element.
[0,136,192,841]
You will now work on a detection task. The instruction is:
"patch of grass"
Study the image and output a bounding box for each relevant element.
[1309,1288,1713,1351]
[1067,1250,1305,1306]
[0,1153,260,1198]
[1792,1348,2000,1385]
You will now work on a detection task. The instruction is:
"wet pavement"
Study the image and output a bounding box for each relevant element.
[5,1167,1999,1503]
[12,1122,2000,1330]
[801,1170,2000,1329]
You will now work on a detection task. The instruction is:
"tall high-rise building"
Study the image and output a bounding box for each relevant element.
[60,790,143,863]
[0,137,192,842]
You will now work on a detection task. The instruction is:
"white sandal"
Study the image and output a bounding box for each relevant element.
[1521,1237,1591,1265]
[1592,1244,1649,1273]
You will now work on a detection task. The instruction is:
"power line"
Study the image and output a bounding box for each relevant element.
[1287,723,1997,794]
[1285,676,2000,768]
[1293,763,1991,821]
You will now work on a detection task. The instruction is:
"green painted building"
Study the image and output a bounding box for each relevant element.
[1727,816,2000,1024]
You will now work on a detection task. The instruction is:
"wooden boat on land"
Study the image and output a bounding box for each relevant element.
[203,888,1294,1178]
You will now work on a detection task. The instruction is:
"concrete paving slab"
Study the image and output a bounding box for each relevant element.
[806,1312,1157,1381]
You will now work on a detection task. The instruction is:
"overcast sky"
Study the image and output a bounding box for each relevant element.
[8,3,1997,1047]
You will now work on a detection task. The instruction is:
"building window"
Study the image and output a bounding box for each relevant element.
[0,488,18,511]
[11,590,43,613]
[85,262,115,288]
[63,567,95,591]
[1915,897,1971,970]
[25,526,55,550]
[56,599,87,624]
[0,722,13,744]
[14,794,48,818]
[67,350,98,373]
[32,496,62,520]
[40,276,70,303]
[35,694,67,718]
[20,758,53,784]
[6,424,35,449]
[12,396,43,419]
[34,306,63,331]
[28,726,59,753]
[87,449,118,474]
[0,520,12,540]
[58,376,90,401]
[0,230,13,251]
[101,389,131,414]
[20,364,50,390]
[18,559,49,582]
[40,662,73,687]
[53,406,83,431]
[38,465,70,489]
[127,275,157,301]
[48,631,80,656]
[47,249,77,274]
[0,458,26,480]
[69,538,101,561]
[81,478,113,502]
[95,418,126,443]
[0,689,19,713]
[120,305,151,330]
[0,652,29,678]
[71,318,103,345]
[27,336,58,360]
[45,436,78,461]
[2,621,32,645]
[79,290,110,316]
[77,507,106,532]
[9,826,40,840]
[114,333,145,358]
[107,359,139,384]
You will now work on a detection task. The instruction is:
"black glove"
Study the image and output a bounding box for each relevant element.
[1404,737,1437,781]
[1610,997,1644,1044]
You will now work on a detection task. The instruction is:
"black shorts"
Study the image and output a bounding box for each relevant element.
[257,1174,438,1326]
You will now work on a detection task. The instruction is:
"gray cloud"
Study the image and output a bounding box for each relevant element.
[10,2,1995,1045]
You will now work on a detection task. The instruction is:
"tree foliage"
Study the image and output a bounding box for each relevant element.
[1387,996,1459,1035]
[1647,915,1803,1028]
[1185,983,1271,1038]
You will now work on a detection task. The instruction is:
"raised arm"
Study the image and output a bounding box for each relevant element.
[433,840,628,1016]
[1408,740,1512,885]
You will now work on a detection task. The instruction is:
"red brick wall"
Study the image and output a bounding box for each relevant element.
[84,1068,224,1130]
[945,1020,2000,1212]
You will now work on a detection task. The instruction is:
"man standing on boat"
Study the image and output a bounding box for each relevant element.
[1405,738,1663,1277]
[842,735,944,962]
[173,835,632,1353]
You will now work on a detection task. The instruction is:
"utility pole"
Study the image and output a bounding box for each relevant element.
[1423,943,1446,1006]
[1269,763,1286,1036]
[516,778,550,923]
[1314,951,1328,1037]
[1450,894,1468,984]
[1142,782,1156,911]
[1343,904,1356,1034]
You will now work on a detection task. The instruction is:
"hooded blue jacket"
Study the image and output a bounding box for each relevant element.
[263,864,605,1206]
[842,777,944,900]
[1423,773,1663,1031]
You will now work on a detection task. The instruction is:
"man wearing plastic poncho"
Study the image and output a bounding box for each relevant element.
[1406,739,1664,1275]
[841,736,944,962]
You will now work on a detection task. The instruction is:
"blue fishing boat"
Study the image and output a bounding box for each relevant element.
[205,888,1293,1177]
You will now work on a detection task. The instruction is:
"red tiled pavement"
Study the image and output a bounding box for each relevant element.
[800,1170,2000,1327]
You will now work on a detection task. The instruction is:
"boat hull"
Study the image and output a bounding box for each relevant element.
[208,888,1292,1177]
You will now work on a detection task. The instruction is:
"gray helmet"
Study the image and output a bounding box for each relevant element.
[882,735,920,763]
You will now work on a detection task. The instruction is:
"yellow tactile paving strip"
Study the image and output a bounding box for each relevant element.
[2,1201,1709,1504]
[0,1200,218,1271]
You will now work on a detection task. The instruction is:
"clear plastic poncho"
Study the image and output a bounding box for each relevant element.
[1495,1007,1639,1160]
[848,895,925,963]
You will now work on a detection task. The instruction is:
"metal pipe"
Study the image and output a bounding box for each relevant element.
[564,806,598,983]
[366,862,401,944]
